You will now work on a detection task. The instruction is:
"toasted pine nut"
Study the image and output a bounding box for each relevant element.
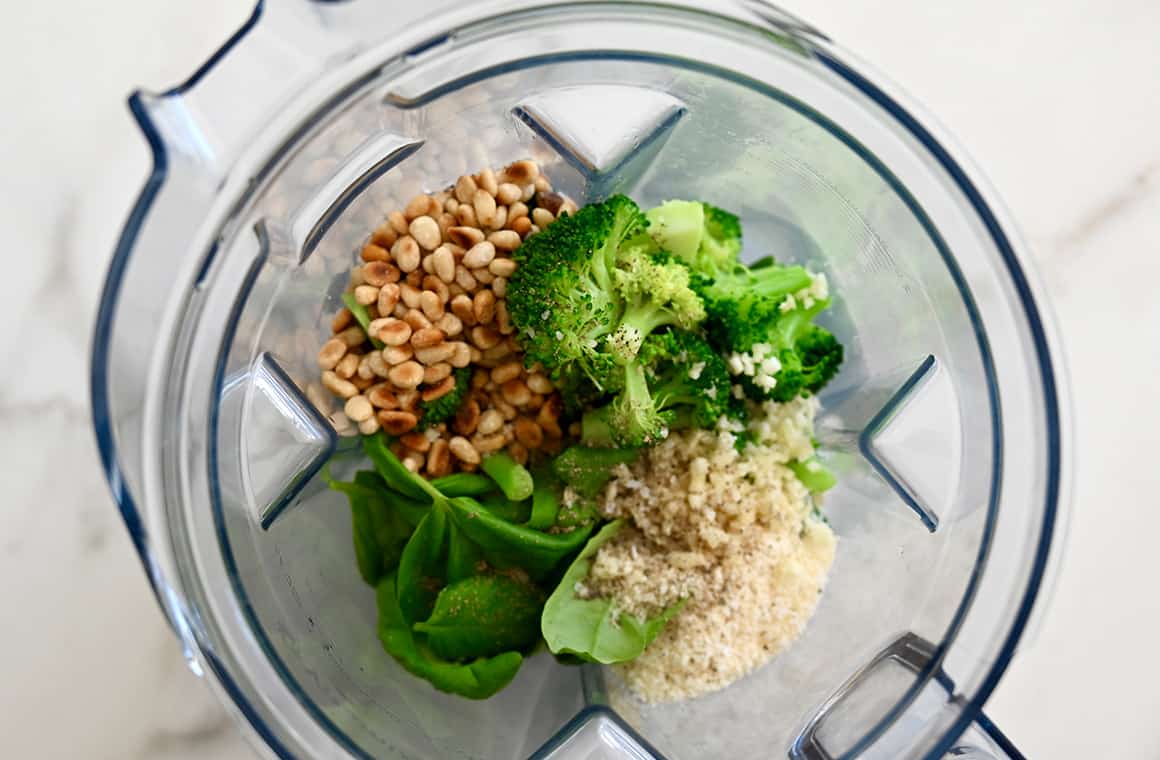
[478,168,499,196]
[396,389,420,411]
[405,269,423,288]
[495,301,513,335]
[450,294,476,326]
[400,283,422,309]
[362,241,390,263]
[422,376,457,402]
[477,409,504,436]
[454,175,478,204]
[504,160,540,184]
[354,284,379,305]
[357,354,377,380]
[372,220,398,246]
[491,277,507,298]
[378,282,400,315]
[435,312,463,337]
[455,265,478,291]
[414,342,457,365]
[382,344,414,365]
[318,338,347,369]
[471,325,501,350]
[345,395,374,422]
[363,260,399,287]
[422,275,450,305]
[392,236,421,273]
[431,246,456,283]
[367,351,390,378]
[331,308,353,334]
[400,432,431,453]
[538,396,563,437]
[411,327,445,349]
[402,454,423,473]
[454,399,480,435]
[507,201,528,222]
[473,290,496,324]
[405,194,432,220]
[482,341,512,362]
[532,207,555,228]
[368,383,398,409]
[512,216,533,237]
[336,325,367,347]
[496,182,522,205]
[526,372,553,394]
[379,410,419,436]
[534,175,552,194]
[335,352,360,379]
[388,360,424,389]
[358,416,381,435]
[449,341,472,368]
[448,226,485,248]
[514,417,543,448]
[474,432,506,454]
[462,241,496,269]
[455,204,477,228]
[424,362,452,384]
[492,397,518,420]
[449,436,481,465]
[473,189,497,228]
[409,215,441,250]
[427,439,451,476]
[374,318,411,346]
[403,308,431,331]
[389,211,409,234]
[501,379,531,406]
[490,361,522,385]
[420,290,445,321]
[488,258,516,277]
[488,230,521,251]
[507,441,529,465]
[322,370,359,399]
[472,267,494,285]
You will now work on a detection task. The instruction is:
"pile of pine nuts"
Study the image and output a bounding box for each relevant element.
[318,159,576,476]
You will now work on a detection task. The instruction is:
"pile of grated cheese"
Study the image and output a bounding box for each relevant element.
[585,396,836,702]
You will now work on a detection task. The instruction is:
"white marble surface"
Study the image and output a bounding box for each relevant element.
[0,1,1157,758]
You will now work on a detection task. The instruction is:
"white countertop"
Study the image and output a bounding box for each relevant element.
[0,1,1157,758]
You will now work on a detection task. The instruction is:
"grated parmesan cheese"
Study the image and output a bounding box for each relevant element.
[589,396,835,702]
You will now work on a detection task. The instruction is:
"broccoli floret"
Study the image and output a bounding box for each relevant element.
[581,331,732,447]
[418,367,471,428]
[508,195,705,394]
[644,200,742,279]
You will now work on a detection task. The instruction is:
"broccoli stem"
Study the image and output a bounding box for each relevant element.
[747,265,813,301]
[480,452,535,502]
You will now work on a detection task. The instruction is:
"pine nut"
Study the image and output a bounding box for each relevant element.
[488,230,521,251]
[450,294,476,326]
[400,432,431,453]
[478,168,499,196]
[473,268,494,285]
[335,352,360,379]
[345,395,374,422]
[402,454,423,473]
[367,352,390,378]
[358,416,381,436]
[537,192,563,215]
[473,290,496,324]
[378,283,400,315]
[445,197,460,214]
[403,309,431,331]
[496,183,521,205]
[318,338,347,370]
[507,201,528,222]
[414,342,457,365]
[322,370,358,399]
[507,441,529,466]
[482,341,512,362]
[473,189,497,228]
[396,389,420,411]
[490,361,522,385]
[431,246,455,283]
[379,410,419,436]
[492,397,518,420]
[455,265,478,291]
[504,160,539,184]
[392,236,421,273]
[474,433,506,454]
[496,301,513,334]
[454,399,480,435]
[405,269,423,288]
[368,384,399,409]
[491,277,507,298]
[472,370,490,389]
[532,207,555,228]
[449,436,481,465]
[354,284,379,305]
[370,224,397,248]
[521,184,536,203]
[405,194,432,220]
[511,216,533,237]
[374,318,411,346]
[514,417,543,448]
[561,198,578,216]
[435,312,463,337]
[427,439,451,476]
[388,360,424,389]
[526,372,553,394]
[420,290,444,321]
[382,344,413,365]
[389,211,409,234]
[357,354,377,380]
[454,175,478,204]
[448,226,484,248]
[438,212,456,240]
[462,241,495,269]
[488,258,516,277]
[400,283,422,309]
[363,260,398,287]
[331,308,353,334]
[336,325,366,347]
[411,327,445,349]
[501,379,531,406]
[422,376,457,402]
[361,242,390,263]
[409,215,441,250]
[477,409,504,436]
[351,373,375,391]
[489,206,508,231]
[538,396,563,437]
[449,341,472,368]
[424,362,452,384]
[422,275,450,305]
[471,325,501,349]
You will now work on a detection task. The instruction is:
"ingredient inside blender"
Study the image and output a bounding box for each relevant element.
[319,159,844,701]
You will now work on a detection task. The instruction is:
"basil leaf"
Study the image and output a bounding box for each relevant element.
[446,522,484,584]
[363,434,441,502]
[376,575,523,700]
[477,491,531,524]
[430,473,495,497]
[541,521,684,664]
[396,507,448,624]
[413,575,543,660]
[446,497,593,580]
[341,292,385,349]
[352,470,428,528]
[348,491,386,585]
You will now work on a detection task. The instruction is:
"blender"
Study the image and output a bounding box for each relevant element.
[89,1,1070,758]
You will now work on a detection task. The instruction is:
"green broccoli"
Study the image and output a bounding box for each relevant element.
[552,446,640,499]
[644,200,743,279]
[418,367,471,429]
[581,331,733,447]
[507,195,706,398]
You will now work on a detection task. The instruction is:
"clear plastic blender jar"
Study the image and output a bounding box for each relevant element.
[90,1,1070,758]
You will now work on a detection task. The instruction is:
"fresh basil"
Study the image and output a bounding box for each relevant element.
[414,575,543,660]
[446,496,593,580]
[396,508,448,624]
[430,472,495,497]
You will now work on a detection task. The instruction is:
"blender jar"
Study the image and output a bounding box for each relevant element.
[90,1,1069,758]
